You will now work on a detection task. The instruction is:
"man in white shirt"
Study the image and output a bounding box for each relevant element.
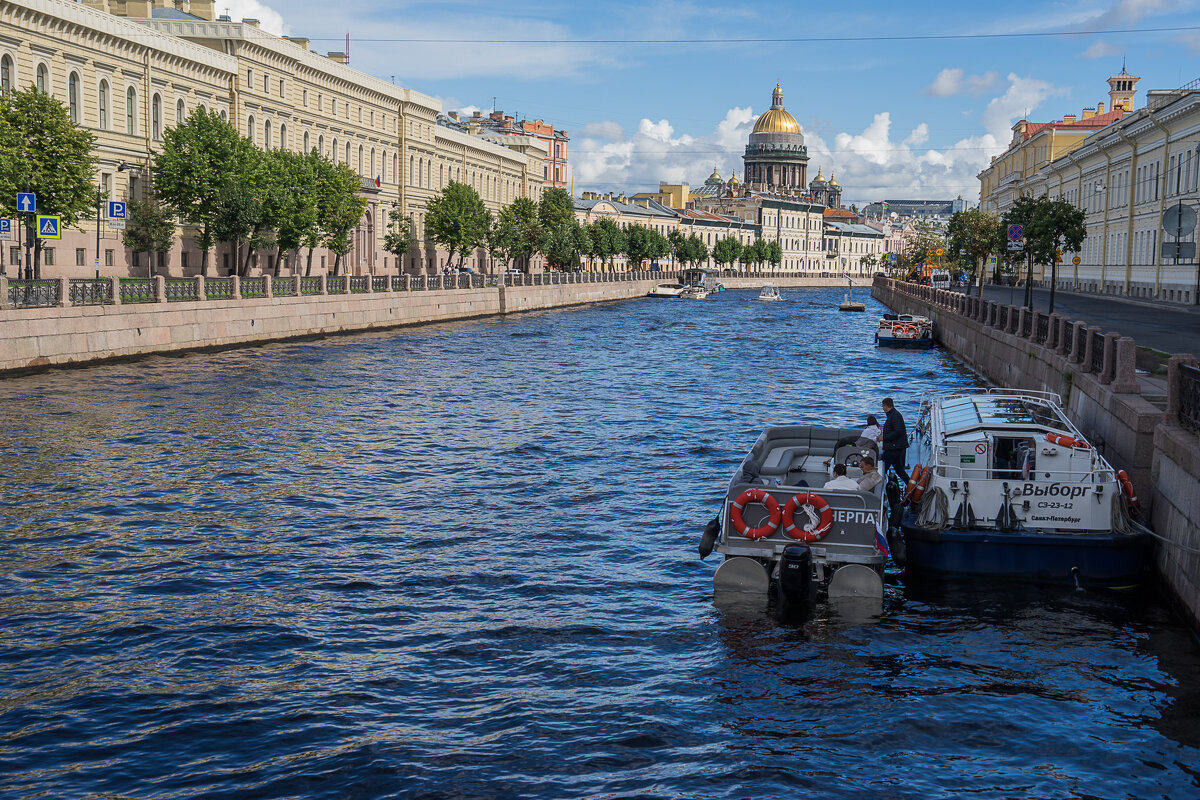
[823,463,860,490]
[857,455,883,492]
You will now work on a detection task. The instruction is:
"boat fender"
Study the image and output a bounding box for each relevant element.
[699,516,720,559]
[903,465,924,502]
[1117,470,1141,516]
[781,492,834,542]
[730,488,781,539]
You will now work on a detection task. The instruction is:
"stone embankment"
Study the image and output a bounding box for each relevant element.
[873,277,1200,628]
[0,271,852,375]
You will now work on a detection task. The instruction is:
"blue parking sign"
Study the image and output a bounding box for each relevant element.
[0,219,10,233]
[108,201,126,219]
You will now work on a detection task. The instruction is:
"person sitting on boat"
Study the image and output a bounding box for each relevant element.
[856,455,882,492]
[880,397,910,485]
[856,414,882,448]
[823,463,860,491]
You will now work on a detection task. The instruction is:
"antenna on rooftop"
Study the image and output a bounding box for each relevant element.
[345,32,350,65]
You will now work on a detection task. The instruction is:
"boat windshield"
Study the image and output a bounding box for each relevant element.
[940,395,1063,434]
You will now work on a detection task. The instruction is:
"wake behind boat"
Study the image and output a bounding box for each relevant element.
[900,389,1151,588]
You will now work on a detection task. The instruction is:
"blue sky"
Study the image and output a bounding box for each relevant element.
[230,0,1200,206]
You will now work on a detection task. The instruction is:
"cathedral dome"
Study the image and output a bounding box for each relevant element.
[752,83,801,134]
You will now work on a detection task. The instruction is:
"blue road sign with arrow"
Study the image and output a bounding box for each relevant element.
[17,192,35,213]
[108,201,126,219]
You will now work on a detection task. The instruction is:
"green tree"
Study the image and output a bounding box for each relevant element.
[0,87,97,277]
[588,218,626,270]
[314,159,368,275]
[899,219,945,277]
[667,229,686,269]
[153,108,257,276]
[384,206,417,271]
[1026,196,1085,314]
[744,238,767,271]
[121,195,176,278]
[624,224,669,270]
[496,196,540,273]
[426,181,491,269]
[212,183,264,275]
[538,187,575,230]
[270,150,318,276]
[541,220,591,269]
[688,234,711,267]
[712,235,743,269]
[765,239,783,269]
[946,208,1006,299]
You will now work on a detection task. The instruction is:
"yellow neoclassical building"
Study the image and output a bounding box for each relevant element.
[0,0,546,277]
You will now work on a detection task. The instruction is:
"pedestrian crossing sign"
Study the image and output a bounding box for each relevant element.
[36,215,61,239]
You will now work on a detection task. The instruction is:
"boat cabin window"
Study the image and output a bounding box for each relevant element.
[992,436,1036,479]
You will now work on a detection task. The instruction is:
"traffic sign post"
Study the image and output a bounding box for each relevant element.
[0,218,11,242]
[35,215,61,240]
[108,201,126,220]
[16,192,35,214]
[1007,223,1024,241]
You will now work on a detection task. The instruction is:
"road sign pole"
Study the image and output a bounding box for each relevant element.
[96,183,102,280]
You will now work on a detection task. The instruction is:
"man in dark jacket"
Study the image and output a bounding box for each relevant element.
[880,397,910,485]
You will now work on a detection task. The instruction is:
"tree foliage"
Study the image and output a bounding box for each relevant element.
[122,195,176,277]
[315,160,369,274]
[541,220,591,269]
[712,235,743,268]
[384,206,417,266]
[426,181,490,269]
[899,219,946,275]
[490,196,540,272]
[588,218,626,270]
[946,208,1006,297]
[538,187,575,230]
[0,87,97,275]
[1004,194,1086,311]
[624,224,669,269]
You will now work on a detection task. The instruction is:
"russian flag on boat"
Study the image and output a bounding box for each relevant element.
[875,522,889,556]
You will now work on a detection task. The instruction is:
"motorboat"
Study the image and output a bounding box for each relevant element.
[876,313,934,348]
[700,424,892,610]
[899,390,1152,588]
[647,282,685,299]
[679,284,709,300]
[756,284,783,301]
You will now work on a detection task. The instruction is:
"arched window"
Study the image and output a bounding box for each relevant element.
[69,73,80,123]
[303,131,310,153]
[264,120,271,149]
[279,123,286,149]
[393,154,398,182]
[176,98,185,123]
[345,141,350,164]
[318,134,324,156]
[247,115,255,145]
[332,138,338,162]
[0,55,12,92]
[98,80,109,130]
[151,93,161,139]
[370,148,375,177]
[36,64,48,93]
[358,145,364,174]
[409,155,414,184]
[126,86,136,134]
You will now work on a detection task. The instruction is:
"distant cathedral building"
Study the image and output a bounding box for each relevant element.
[743,83,810,191]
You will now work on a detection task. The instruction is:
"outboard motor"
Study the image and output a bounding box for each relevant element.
[776,544,817,612]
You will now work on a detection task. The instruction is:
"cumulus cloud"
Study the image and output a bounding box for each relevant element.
[1080,39,1124,59]
[222,0,289,36]
[579,121,626,141]
[924,68,1001,97]
[574,73,1069,208]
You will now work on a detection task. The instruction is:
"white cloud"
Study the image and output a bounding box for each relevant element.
[579,121,626,141]
[221,0,288,36]
[1080,39,1124,59]
[924,68,1000,97]
[1085,0,1184,27]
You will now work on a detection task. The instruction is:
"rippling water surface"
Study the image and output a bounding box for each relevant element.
[1,287,1198,799]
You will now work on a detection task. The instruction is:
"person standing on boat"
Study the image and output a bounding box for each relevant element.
[879,397,910,485]
[857,414,882,448]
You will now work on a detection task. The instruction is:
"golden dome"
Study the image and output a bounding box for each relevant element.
[707,165,722,181]
[813,167,825,182]
[752,83,801,134]
[729,171,740,185]
[829,172,839,187]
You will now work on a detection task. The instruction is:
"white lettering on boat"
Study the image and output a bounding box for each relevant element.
[1022,483,1089,500]
[833,510,877,525]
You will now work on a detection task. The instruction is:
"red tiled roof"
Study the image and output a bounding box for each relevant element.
[1022,108,1126,140]
[823,208,857,219]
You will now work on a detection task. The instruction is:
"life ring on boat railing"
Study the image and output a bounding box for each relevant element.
[1117,470,1141,514]
[1045,432,1091,449]
[904,465,931,504]
[781,492,834,542]
[896,324,919,338]
[730,488,782,539]
[903,464,925,502]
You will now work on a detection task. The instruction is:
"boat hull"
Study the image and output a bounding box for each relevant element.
[876,334,934,349]
[900,518,1152,589]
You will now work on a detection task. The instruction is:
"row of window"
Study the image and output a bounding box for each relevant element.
[247,68,397,134]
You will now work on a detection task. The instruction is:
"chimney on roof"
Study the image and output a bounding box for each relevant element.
[1097,101,1106,115]
[1063,114,1077,123]
[124,0,152,16]
[1081,107,1096,120]
[327,51,347,64]
[188,0,215,19]
[472,110,482,118]
[448,110,459,120]
[285,37,311,50]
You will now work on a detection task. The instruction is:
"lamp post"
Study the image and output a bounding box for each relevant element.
[95,180,102,279]
[117,162,148,279]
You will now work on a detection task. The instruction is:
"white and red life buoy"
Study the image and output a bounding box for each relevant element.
[730,488,782,539]
[1046,432,1091,450]
[781,492,834,542]
[1117,470,1140,514]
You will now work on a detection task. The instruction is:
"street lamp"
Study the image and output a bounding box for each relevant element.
[117,162,148,278]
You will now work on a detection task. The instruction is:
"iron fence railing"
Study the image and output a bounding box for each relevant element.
[207,277,235,300]
[1180,363,1200,434]
[372,276,389,293]
[68,278,112,306]
[1076,326,1088,360]
[119,278,155,304]
[274,276,297,297]
[410,276,426,291]
[164,278,198,302]
[1091,331,1105,373]
[997,306,1008,331]
[1035,314,1049,344]
[300,277,323,296]
[8,279,60,307]
[240,277,266,299]
[1020,312,1032,338]
[349,276,369,294]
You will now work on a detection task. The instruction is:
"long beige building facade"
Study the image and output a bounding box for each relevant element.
[0,0,546,278]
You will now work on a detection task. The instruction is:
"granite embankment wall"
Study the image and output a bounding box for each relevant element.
[0,272,850,375]
[873,278,1200,628]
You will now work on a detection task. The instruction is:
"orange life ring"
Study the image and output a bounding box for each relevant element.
[781,492,834,542]
[1045,432,1091,450]
[910,466,932,504]
[1117,469,1140,514]
[897,324,918,338]
[730,488,782,540]
[903,464,925,502]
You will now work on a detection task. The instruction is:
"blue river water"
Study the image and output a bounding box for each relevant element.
[1,287,1198,799]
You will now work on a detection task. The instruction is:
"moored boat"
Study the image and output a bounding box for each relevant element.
[756,284,783,301]
[700,424,894,611]
[899,390,1151,588]
[876,313,934,348]
[647,282,685,299]
[679,284,709,300]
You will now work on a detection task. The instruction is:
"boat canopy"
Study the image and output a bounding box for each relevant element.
[933,392,1076,440]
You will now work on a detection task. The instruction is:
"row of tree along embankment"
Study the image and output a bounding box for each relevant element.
[873,277,1200,629]
[0,272,850,375]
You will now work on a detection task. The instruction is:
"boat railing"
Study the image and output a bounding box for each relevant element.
[929,461,1117,483]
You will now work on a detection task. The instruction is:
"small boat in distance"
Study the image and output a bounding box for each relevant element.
[679,284,709,300]
[876,313,934,348]
[755,284,783,301]
[900,389,1152,589]
[838,274,866,311]
[646,281,685,299]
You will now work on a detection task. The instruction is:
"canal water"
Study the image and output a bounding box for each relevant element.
[1,287,1197,799]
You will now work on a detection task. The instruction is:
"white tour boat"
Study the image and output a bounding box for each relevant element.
[876,314,935,348]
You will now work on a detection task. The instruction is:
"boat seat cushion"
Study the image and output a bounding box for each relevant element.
[760,445,810,474]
